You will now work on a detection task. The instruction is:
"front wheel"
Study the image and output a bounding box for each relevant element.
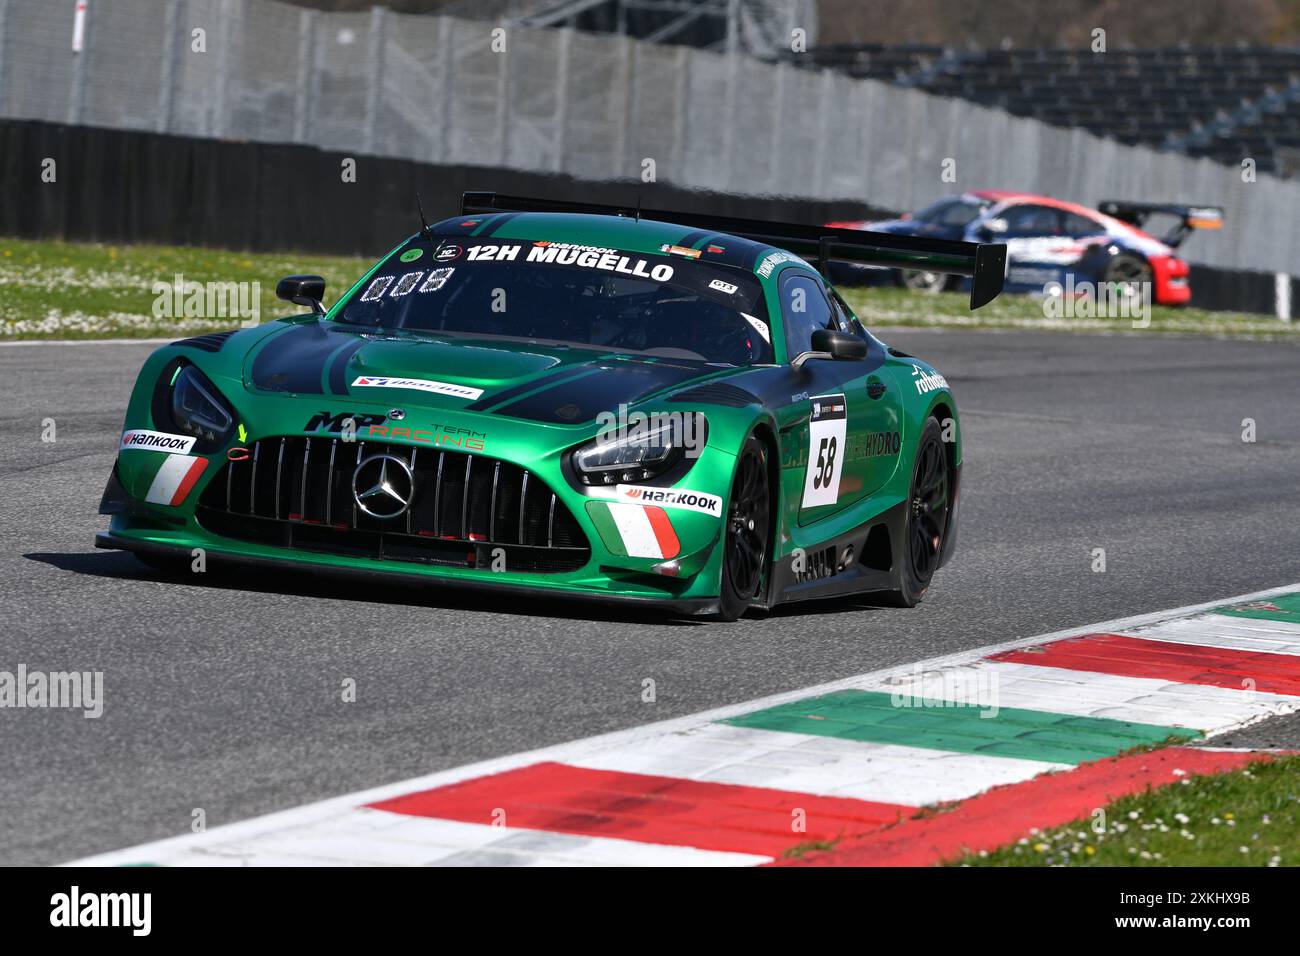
[716,436,771,621]
[883,416,951,607]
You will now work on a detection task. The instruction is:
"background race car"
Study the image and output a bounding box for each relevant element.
[831,191,1223,305]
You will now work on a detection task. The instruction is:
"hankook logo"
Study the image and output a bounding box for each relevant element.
[351,454,414,519]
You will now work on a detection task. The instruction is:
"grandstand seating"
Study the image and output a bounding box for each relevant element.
[797,45,1300,177]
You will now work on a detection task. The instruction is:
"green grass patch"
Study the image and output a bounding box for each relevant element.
[0,237,370,339]
[781,839,840,859]
[840,285,1300,341]
[954,754,1300,867]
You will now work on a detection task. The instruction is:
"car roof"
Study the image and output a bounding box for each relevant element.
[968,189,1105,220]
[429,211,800,275]
[966,189,1163,242]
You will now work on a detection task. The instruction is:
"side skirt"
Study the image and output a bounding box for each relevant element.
[762,461,962,608]
[764,499,909,607]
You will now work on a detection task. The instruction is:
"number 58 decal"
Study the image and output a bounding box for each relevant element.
[801,394,847,508]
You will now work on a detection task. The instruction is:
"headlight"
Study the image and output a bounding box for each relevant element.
[572,413,705,485]
[171,365,234,444]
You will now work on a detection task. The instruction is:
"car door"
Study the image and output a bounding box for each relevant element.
[776,269,903,527]
[995,202,1073,288]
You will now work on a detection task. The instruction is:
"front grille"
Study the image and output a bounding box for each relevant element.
[197,437,589,573]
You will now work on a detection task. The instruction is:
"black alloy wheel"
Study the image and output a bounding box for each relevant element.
[717,436,771,621]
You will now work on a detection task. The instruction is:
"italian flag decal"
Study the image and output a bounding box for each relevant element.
[144,455,208,506]
[589,501,680,560]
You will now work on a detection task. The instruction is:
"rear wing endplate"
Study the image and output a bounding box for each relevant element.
[461,192,1008,309]
[1098,200,1224,249]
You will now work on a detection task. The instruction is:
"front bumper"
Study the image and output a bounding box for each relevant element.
[100,427,732,613]
[106,347,744,614]
[95,530,719,616]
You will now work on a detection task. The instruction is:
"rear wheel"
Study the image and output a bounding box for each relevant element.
[883,417,950,607]
[1102,253,1152,301]
[717,437,770,621]
[897,269,948,294]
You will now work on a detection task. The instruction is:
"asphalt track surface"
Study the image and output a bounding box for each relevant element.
[2,329,1298,866]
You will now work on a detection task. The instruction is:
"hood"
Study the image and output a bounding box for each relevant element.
[243,320,723,425]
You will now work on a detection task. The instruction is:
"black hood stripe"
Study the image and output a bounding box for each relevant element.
[493,361,705,424]
[249,323,361,395]
[464,363,594,411]
[328,339,366,394]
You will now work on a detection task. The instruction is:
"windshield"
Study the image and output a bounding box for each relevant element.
[335,238,774,365]
[913,197,988,227]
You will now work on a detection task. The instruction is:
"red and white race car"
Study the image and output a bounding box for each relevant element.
[833,190,1223,305]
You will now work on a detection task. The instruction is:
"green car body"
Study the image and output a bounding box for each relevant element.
[98,199,998,618]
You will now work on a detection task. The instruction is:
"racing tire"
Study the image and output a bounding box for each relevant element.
[1102,253,1152,301]
[716,436,771,622]
[882,416,951,608]
[897,269,948,294]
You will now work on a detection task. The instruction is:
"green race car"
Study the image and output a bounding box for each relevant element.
[97,193,1006,620]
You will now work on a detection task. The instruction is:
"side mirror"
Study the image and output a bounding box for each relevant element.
[276,275,327,315]
[812,328,867,360]
[793,329,867,368]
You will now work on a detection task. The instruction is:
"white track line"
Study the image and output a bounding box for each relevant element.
[70,581,1300,866]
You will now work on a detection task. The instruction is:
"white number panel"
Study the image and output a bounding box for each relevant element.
[801,393,847,508]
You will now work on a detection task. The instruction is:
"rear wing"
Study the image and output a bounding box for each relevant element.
[1097,200,1224,249]
[461,192,1008,309]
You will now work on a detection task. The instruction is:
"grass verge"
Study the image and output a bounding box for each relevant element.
[954,753,1300,866]
[0,237,368,339]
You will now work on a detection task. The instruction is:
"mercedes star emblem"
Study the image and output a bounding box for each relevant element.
[351,453,415,519]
